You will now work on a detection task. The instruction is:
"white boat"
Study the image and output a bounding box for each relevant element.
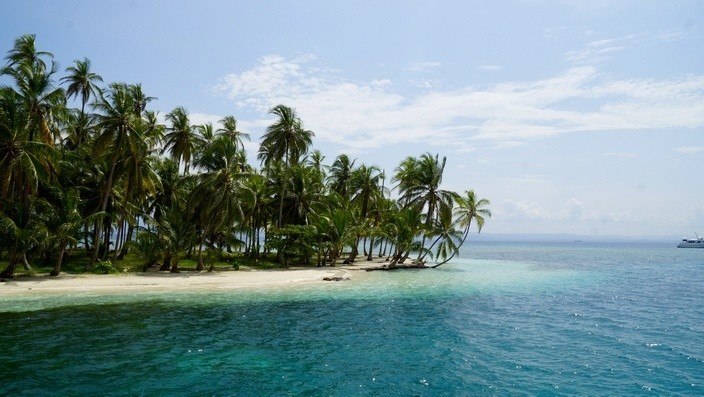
[677,234,704,248]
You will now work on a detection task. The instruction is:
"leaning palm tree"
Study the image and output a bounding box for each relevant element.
[394,153,458,260]
[61,58,103,138]
[163,106,196,175]
[431,189,491,267]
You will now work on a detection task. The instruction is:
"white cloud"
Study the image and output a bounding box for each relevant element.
[499,199,551,221]
[188,112,224,127]
[566,35,637,63]
[213,55,704,152]
[498,197,632,225]
[674,146,704,154]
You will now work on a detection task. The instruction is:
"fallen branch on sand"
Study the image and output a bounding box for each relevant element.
[365,264,428,271]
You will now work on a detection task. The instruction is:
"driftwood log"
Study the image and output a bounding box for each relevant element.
[365,264,428,271]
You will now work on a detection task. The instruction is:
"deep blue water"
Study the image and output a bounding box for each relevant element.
[1,242,703,395]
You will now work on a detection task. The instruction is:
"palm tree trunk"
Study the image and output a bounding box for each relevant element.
[366,236,374,261]
[196,233,206,271]
[91,155,118,265]
[78,98,86,145]
[22,254,32,271]
[431,227,469,268]
[50,244,66,276]
[160,253,171,271]
[102,217,111,260]
[421,235,443,261]
[345,235,360,263]
[416,234,427,262]
[114,218,124,256]
[116,223,134,259]
[0,255,18,278]
[83,224,90,255]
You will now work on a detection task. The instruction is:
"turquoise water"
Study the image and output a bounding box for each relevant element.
[2,242,703,395]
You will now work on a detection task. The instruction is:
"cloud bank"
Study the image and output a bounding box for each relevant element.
[214,55,704,152]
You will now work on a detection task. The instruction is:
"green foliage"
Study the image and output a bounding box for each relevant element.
[0,34,490,277]
[267,225,319,266]
[93,259,120,274]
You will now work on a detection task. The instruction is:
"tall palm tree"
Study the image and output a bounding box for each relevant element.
[90,83,140,264]
[258,104,313,167]
[259,104,314,229]
[190,135,248,269]
[349,165,382,261]
[0,88,57,202]
[327,154,355,201]
[129,84,155,117]
[61,57,103,143]
[4,34,52,69]
[217,115,249,151]
[163,106,196,175]
[306,150,327,182]
[3,58,65,144]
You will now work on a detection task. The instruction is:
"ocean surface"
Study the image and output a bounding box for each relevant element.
[1,242,703,395]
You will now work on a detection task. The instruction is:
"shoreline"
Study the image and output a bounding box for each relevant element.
[0,259,385,297]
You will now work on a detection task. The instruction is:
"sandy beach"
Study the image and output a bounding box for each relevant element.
[0,260,386,297]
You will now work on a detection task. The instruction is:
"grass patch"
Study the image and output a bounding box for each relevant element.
[0,250,285,276]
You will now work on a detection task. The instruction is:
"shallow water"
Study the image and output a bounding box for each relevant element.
[2,242,703,395]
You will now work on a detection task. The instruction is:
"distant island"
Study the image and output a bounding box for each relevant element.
[0,34,490,279]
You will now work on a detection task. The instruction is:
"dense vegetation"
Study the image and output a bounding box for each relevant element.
[0,35,491,277]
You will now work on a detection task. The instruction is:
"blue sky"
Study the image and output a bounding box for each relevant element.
[2,0,703,236]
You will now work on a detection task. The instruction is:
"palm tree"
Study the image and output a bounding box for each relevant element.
[0,202,48,277]
[327,154,355,201]
[430,190,491,267]
[190,135,248,269]
[114,119,161,259]
[90,83,140,264]
[217,115,249,151]
[240,171,269,257]
[0,88,57,202]
[306,149,327,183]
[258,104,313,167]
[349,164,382,261]
[44,187,83,275]
[163,106,196,174]
[61,57,103,144]
[128,84,155,116]
[4,34,52,69]
[394,153,458,260]
[3,58,65,145]
[259,105,314,229]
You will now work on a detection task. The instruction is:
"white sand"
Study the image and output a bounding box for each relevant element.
[0,259,386,297]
